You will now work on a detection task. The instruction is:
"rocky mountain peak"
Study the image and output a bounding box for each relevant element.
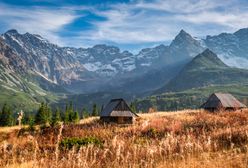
[5,29,19,35]
[199,48,216,57]
[234,28,248,37]
[178,29,189,36]
[171,29,195,46]
[188,49,228,69]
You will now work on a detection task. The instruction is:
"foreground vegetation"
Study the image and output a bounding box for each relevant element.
[1,109,248,167]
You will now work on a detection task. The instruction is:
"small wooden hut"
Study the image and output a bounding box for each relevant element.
[200,93,246,111]
[100,98,139,124]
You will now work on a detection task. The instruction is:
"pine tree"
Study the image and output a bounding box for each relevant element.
[35,102,45,124]
[92,104,98,116]
[72,111,80,123]
[0,103,14,126]
[68,102,74,122]
[45,104,52,125]
[82,108,89,119]
[35,102,52,126]
[28,114,35,131]
[64,103,70,123]
[52,107,61,126]
[130,101,137,113]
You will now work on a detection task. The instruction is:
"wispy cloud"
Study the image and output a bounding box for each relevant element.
[76,0,248,45]
[0,0,248,50]
[0,3,80,45]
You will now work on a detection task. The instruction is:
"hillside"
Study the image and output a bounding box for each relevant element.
[137,84,248,112]
[156,49,248,93]
[0,38,63,112]
[1,110,248,167]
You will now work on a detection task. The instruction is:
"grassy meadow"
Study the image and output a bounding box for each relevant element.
[1,109,248,168]
[137,84,248,111]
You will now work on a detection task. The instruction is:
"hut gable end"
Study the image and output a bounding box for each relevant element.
[100,98,139,124]
[201,93,246,111]
[100,98,138,117]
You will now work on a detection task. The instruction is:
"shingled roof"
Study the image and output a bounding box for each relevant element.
[201,93,246,109]
[100,98,138,117]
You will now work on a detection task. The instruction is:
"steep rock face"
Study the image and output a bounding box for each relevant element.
[204,28,248,69]
[1,30,140,85]
[136,44,168,69]
[0,37,26,72]
[0,38,26,91]
[169,30,205,61]
[2,29,82,84]
[70,44,136,76]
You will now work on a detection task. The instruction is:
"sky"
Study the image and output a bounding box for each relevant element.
[0,0,248,52]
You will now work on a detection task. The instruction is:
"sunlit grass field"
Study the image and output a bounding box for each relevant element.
[1,109,248,168]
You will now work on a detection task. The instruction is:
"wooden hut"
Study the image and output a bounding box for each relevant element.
[100,98,139,124]
[200,93,246,111]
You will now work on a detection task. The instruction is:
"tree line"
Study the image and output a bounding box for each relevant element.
[0,102,101,127]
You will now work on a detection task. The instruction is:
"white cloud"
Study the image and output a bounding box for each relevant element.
[75,0,248,45]
[1,0,248,48]
[176,11,248,30]
[0,3,79,45]
[135,0,227,14]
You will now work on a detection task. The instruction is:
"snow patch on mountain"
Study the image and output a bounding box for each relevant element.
[34,70,57,84]
[33,34,49,43]
[83,62,102,72]
[9,35,24,48]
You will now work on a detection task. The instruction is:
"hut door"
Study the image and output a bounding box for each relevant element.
[118,117,124,124]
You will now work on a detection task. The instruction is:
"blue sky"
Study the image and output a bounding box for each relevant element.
[0,0,248,52]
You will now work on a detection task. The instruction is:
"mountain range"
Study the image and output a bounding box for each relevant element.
[1,28,248,111]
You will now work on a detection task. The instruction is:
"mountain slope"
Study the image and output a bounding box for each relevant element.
[156,49,248,93]
[0,37,63,111]
[204,28,248,68]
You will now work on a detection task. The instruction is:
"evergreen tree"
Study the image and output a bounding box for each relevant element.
[0,103,14,126]
[68,102,74,122]
[28,114,35,131]
[92,104,98,116]
[72,111,80,123]
[45,104,52,124]
[80,109,83,119]
[82,108,89,119]
[64,102,74,123]
[64,103,70,123]
[130,101,137,113]
[35,102,52,125]
[35,102,45,124]
[52,107,61,126]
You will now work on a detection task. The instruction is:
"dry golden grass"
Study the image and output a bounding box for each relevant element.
[0,125,22,133]
[79,116,99,124]
[1,109,248,168]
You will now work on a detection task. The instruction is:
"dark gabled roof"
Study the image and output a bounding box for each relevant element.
[201,93,246,109]
[100,98,138,117]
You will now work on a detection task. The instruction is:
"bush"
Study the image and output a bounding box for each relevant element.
[60,137,103,149]
[141,128,164,138]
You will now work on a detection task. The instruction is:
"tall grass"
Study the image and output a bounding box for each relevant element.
[1,109,248,168]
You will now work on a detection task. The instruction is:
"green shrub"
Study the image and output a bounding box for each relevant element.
[60,137,103,149]
[141,128,159,138]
